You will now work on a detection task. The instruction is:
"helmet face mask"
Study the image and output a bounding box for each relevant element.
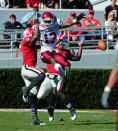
[42,12,54,28]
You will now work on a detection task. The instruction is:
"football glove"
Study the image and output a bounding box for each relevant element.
[101,91,110,108]
[76,13,86,21]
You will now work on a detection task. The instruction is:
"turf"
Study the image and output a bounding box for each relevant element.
[0,109,116,131]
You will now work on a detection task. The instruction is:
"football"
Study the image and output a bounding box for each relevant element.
[98,40,107,50]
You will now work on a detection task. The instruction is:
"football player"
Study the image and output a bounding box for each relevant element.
[37,34,84,121]
[19,27,46,125]
[31,11,85,77]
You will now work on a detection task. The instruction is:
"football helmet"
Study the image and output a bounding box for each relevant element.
[23,28,33,38]
[42,12,54,28]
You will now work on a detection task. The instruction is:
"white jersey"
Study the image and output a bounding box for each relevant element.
[38,18,63,53]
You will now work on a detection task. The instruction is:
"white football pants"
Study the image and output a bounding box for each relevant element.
[37,73,63,99]
[21,65,44,95]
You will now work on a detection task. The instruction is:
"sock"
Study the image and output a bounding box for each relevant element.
[49,92,55,107]
[30,95,38,120]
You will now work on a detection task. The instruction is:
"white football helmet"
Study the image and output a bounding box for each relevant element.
[42,12,54,28]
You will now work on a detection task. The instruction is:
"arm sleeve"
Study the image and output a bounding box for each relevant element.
[21,12,33,24]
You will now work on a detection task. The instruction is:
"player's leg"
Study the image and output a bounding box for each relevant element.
[21,65,45,99]
[44,73,60,121]
[41,51,65,76]
[21,69,46,125]
[37,76,55,121]
[57,78,77,120]
[53,52,70,75]
[101,60,118,108]
[47,75,76,121]
[29,94,46,125]
[37,76,53,100]
[47,91,55,121]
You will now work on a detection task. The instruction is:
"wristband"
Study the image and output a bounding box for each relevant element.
[72,19,77,24]
[104,86,111,92]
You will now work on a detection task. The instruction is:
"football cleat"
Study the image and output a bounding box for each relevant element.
[69,108,77,121]
[31,118,46,125]
[47,106,54,121]
[49,116,54,121]
[71,114,77,121]
[101,91,109,108]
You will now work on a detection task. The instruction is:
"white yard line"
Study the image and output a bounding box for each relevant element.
[0,108,110,113]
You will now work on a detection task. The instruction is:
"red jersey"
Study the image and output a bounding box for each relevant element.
[47,48,71,74]
[83,17,100,31]
[19,37,37,66]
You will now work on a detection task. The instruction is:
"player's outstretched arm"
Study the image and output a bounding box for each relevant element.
[70,37,84,61]
[101,59,118,108]
[60,13,86,29]
[29,24,39,47]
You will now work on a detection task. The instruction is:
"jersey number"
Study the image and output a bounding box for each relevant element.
[44,32,56,44]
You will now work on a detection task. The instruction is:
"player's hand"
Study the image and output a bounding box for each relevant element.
[101,91,109,108]
[76,13,86,21]
[78,37,84,47]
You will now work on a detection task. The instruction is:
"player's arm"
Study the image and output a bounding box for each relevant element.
[59,13,86,29]
[56,33,66,45]
[29,23,39,47]
[70,39,83,61]
[101,59,118,108]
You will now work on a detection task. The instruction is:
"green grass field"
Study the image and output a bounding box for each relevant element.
[0,109,116,131]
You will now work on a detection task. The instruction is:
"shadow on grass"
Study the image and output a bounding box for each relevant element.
[48,122,115,126]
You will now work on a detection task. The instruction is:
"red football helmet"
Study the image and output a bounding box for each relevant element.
[23,28,33,38]
[41,12,54,28]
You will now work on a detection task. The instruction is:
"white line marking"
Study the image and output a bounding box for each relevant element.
[0,109,109,113]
